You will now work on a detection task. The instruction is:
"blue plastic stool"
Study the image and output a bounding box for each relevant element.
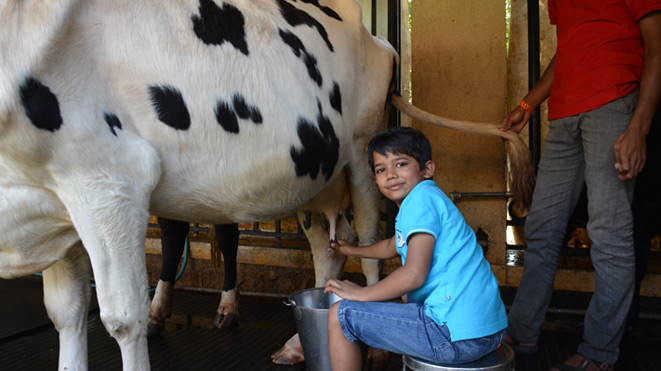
[402,343,515,371]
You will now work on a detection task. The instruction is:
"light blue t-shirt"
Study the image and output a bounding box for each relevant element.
[395,180,507,341]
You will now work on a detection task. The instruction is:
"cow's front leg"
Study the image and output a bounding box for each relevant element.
[91,243,150,371]
[53,145,159,371]
[42,242,91,371]
[71,199,152,371]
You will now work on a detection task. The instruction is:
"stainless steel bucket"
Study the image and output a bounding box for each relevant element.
[287,287,341,371]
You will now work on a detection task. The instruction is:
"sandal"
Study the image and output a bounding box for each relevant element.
[551,354,612,371]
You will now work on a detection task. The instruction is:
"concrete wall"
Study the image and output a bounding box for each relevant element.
[409,0,509,283]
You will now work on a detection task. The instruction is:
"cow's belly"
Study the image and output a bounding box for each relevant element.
[144,121,351,223]
[149,162,339,224]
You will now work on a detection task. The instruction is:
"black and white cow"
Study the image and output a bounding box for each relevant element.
[0,0,533,369]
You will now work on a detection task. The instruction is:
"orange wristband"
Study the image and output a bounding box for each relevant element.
[518,100,534,114]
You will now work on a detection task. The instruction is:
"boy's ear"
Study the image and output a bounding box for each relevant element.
[423,160,435,179]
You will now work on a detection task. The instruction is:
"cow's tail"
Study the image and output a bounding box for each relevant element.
[391,94,535,212]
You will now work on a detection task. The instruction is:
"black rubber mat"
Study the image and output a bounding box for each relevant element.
[0,277,51,341]
[2,277,660,370]
[0,277,308,370]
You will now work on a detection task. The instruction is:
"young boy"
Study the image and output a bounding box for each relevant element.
[325,127,507,370]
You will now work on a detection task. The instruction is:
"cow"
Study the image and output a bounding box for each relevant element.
[0,0,534,370]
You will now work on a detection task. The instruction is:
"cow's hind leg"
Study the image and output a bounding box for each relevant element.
[303,211,351,288]
[347,162,382,286]
[213,223,240,329]
[148,217,189,337]
[42,242,91,371]
[347,158,388,370]
[149,221,240,334]
[271,212,352,365]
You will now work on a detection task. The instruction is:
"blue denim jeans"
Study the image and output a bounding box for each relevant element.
[337,299,504,364]
[507,90,638,364]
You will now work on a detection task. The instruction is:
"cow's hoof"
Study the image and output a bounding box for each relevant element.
[214,288,239,329]
[271,333,305,365]
[147,320,165,337]
[213,310,238,329]
[364,346,389,371]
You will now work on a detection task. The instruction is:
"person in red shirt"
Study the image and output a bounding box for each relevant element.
[499,1,661,370]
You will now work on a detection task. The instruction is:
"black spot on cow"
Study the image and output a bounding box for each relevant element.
[299,0,342,21]
[290,100,339,181]
[276,0,334,52]
[148,85,191,130]
[215,100,239,133]
[192,0,249,56]
[232,94,263,124]
[216,94,263,134]
[329,82,341,114]
[279,29,322,86]
[19,77,63,132]
[104,112,122,136]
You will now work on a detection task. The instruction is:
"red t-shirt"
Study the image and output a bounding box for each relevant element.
[547,0,661,120]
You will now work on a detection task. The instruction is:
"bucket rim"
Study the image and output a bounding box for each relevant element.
[287,287,341,310]
[289,287,327,297]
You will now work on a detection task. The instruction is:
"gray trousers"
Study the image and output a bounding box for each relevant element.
[507,90,638,364]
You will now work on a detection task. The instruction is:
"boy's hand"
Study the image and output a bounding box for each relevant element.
[328,239,354,254]
[324,278,363,301]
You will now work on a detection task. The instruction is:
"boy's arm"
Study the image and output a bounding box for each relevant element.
[329,236,398,260]
[325,233,434,302]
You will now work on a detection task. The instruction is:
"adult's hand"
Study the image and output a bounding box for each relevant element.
[614,125,648,181]
[499,106,531,134]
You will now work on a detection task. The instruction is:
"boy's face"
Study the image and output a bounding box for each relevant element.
[372,151,435,206]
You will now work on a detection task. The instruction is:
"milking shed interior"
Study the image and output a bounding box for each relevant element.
[143,0,661,302]
[2,1,660,371]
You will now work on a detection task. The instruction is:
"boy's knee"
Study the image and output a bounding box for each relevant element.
[328,302,340,329]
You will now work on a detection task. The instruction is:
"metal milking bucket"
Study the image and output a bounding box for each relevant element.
[286,287,342,371]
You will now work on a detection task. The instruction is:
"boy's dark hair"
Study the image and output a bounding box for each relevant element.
[367,127,432,171]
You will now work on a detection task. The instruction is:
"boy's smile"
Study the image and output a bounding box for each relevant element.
[372,151,435,206]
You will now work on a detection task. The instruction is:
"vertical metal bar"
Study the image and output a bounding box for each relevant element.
[527,0,541,172]
[387,0,401,128]
[371,0,377,34]
[385,0,402,238]
[275,219,281,246]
